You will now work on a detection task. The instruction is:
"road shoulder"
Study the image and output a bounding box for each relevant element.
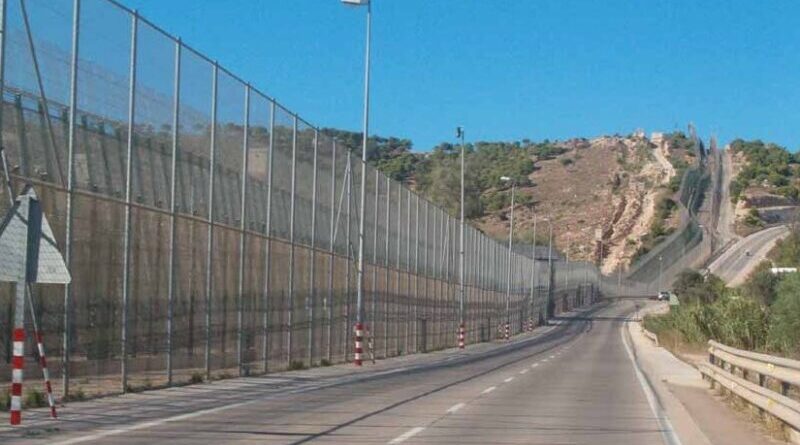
[627,302,783,445]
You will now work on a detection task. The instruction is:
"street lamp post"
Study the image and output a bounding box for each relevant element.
[501,176,515,341]
[457,126,466,349]
[658,255,664,294]
[342,0,371,366]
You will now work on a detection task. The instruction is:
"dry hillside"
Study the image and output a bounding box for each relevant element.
[475,132,684,272]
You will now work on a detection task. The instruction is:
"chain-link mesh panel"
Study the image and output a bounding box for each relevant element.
[4,0,73,185]
[245,91,270,234]
[269,105,292,240]
[294,119,314,247]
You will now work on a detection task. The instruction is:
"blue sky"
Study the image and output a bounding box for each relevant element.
[120,0,800,152]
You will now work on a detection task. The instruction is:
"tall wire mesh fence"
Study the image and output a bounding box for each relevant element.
[0,0,613,401]
[625,132,711,291]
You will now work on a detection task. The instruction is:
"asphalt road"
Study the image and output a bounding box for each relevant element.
[3,302,673,445]
[708,225,789,286]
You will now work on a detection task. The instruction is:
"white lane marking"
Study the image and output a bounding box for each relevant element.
[482,386,496,394]
[541,358,548,362]
[549,355,556,359]
[504,377,514,383]
[389,427,426,444]
[49,399,252,445]
[520,369,528,375]
[620,324,683,445]
[48,361,433,445]
[531,363,539,368]
[446,403,465,414]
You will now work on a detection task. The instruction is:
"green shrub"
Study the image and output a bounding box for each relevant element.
[740,262,779,305]
[320,359,332,367]
[767,274,800,354]
[559,157,573,166]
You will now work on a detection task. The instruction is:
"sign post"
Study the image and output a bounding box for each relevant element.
[0,185,71,425]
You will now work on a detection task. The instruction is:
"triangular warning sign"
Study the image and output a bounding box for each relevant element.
[0,185,70,284]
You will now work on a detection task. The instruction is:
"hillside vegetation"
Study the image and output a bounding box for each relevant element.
[730,139,798,203]
[729,139,800,233]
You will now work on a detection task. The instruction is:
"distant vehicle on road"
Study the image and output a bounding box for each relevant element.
[657,291,670,301]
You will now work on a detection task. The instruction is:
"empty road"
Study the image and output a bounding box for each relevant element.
[3,302,677,445]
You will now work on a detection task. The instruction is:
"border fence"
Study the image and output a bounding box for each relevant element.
[0,0,614,401]
[625,132,711,291]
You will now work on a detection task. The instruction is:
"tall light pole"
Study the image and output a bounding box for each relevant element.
[501,176,515,341]
[342,0,371,366]
[457,126,466,348]
[658,255,664,294]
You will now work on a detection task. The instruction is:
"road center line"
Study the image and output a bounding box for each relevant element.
[446,403,465,414]
[389,427,426,444]
[482,386,496,394]
[549,355,556,359]
[520,369,528,374]
[504,377,514,383]
[531,363,539,368]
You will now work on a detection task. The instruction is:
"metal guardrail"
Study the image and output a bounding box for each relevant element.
[700,340,800,439]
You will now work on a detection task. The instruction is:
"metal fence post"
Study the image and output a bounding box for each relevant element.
[413,194,419,353]
[204,63,218,380]
[383,175,389,357]
[326,138,335,362]
[344,152,352,361]
[0,0,6,148]
[262,100,275,372]
[166,38,181,385]
[287,114,298,366]
[371,168,379,344]
[423,199,429,350]
[432,206,438,349]
[405,188,410,353]
[236,85,250,375]
[308,128,318,366]
[120,11,138,393]
[394,185,401,354]
[61,0,81,399]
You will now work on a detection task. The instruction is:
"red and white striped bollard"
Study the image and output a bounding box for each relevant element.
[34,331,57,418]
[458,323,465,349]
[504,322,510,341]
[10,328,24,425]
[354,323,364,366]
